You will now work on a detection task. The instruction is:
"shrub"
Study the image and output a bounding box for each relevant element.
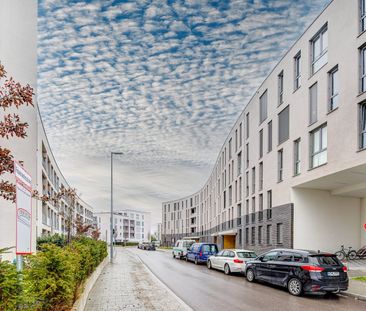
[36,234,67,250]
[26,244,77,310]
[0,261,18,310]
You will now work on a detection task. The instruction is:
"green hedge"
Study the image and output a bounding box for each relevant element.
[115,241,139,246]
[0,236,107,311]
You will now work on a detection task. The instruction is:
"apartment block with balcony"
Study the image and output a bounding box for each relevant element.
[162,0,366,253]
[95,209,151,244]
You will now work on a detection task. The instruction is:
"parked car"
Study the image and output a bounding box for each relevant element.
[186,243,218,264]
[153,240,161,247]
[137,242,144,249]
[172,240,195,259]
[207,249,257,275]
[139,242,156,250]
[245,249,348,296]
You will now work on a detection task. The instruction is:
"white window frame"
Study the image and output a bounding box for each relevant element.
[259,90,268,124]
[294,52,301,90]
[361,46,366,93]
[328,65,339,111]
[361,0,366,33]
[278,149,283,182]
[293,138,301,176]
[278,71,284,106]
[360,102,366,150]
[310,124,327,169]
[311,25,328,75]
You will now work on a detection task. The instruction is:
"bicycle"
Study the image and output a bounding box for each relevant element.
[335,245,357,261]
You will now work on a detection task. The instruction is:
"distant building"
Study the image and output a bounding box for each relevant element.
[95,210,151,244]
[157,223,162,242]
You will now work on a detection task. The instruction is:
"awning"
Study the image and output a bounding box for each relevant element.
[212,229,238,236]
[183,236,200,240]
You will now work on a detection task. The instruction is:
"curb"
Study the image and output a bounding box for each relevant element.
[341,291,366,302]
[131,250,193,311]
[71,256,109,311]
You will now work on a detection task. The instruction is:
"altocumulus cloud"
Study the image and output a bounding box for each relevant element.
[38,0,330,226]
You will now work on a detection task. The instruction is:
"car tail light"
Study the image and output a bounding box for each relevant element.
[301,265,324,272]
[342,266,347,272]
[234,259,244,263]
[199,252,202,257]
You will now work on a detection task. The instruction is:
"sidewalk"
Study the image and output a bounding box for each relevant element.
[344,267,366,301]
[84,248,190,311]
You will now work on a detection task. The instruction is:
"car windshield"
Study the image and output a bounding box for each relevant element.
[237,252,257,258]
[184,241,194,247]
[202,245,217,253]
[312,255,340,266]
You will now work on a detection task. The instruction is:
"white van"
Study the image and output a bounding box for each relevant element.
[172,240,195,259]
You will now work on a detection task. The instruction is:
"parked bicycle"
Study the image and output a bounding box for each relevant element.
[355,245,366,259]
[335,245,357,261]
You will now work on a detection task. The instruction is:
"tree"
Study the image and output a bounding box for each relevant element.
[90,227,101,240]
[75,216,93,237]
[0,62,34,202]
[150,234,157,242]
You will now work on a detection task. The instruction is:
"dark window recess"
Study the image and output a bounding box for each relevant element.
[278,106,289,144]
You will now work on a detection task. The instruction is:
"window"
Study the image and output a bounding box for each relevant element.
[359,103,366,149]
[361,46,366,93]
[294,138,301,176]
[277,223,283,244]
[239,228,242,245]
[309,83,318,125]
[361,0,366,33]
[246,113,250,139]
[259,90,268,123]
[235,129,238,152]
[277,252,294,262]
[251,227,255,245]
[259,162,263,191]
[246,143,249,168]
[245,171,249,197]
[251,167,255,194]
[229,138,232,159]
[310,124,327,168]
[294,52,301,90]
[311,25,328,74]
[262,251,278,262]
[266,225,272,245]
[259,129,263,158]
[258,194,263,221]
[278,71,284,105]
[245,228,249,244]
[239,122,242,147]
[237,152,242,176]
[278,106,289,144]
[258,226,262,244]
[278,149,283,182]
[329,66,339,111]
[267,121,272,152]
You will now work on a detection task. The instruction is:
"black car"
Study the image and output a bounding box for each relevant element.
[245,249,348,296]
[141,242,155,251]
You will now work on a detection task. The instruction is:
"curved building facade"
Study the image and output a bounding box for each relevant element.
[162,0,366,253]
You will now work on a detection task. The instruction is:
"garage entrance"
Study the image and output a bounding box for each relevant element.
[223,235,235,249]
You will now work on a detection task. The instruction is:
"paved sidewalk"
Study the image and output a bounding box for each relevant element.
[344,268,366,301]
[84,248,190,311]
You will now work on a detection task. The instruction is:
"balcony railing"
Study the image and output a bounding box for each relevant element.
[267,209,272,220]
[245,215,249,224]
[251,213,255,223]
[258,211,263,221]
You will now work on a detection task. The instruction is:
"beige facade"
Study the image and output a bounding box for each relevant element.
[162,0,366,253]
[0,1,94,261]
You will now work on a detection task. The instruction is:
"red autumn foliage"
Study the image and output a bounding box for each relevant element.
[0,61,34,202]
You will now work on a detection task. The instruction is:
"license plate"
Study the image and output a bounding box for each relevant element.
[327,271,339,276]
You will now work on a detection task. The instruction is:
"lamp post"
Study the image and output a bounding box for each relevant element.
[110,152,123,263]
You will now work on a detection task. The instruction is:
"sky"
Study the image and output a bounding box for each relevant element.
[37,0,330,229]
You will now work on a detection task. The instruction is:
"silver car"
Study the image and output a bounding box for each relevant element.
[207,249,257,275]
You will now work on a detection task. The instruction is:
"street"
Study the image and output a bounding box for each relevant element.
[131,248,366,311]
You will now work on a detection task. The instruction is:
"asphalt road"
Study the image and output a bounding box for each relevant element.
[130,248,366,311]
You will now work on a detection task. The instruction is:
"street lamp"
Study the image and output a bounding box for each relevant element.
[110,152,123,263]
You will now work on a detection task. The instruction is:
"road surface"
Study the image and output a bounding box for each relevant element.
[129,248,366,311]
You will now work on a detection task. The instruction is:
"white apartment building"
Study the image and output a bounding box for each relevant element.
[0,1,94,261]
[95,210,151,244]
[157,223,162,242]
[162,0,366,254]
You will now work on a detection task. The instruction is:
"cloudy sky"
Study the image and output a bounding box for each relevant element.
[37,0,330,228]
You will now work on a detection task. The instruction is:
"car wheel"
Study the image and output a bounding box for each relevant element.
[173,253,175,259]
[185,256,188,262]
[246,269,255,282]
[207,260,212,269]
[288,278,303,296]
[224,264,231,275]
[194,257,198,265]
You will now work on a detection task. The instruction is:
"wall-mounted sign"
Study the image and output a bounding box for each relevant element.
[364,223,366,231]
[14,161,32,255]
